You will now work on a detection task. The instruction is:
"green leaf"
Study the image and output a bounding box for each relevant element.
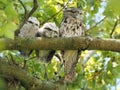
[0,22,17,39]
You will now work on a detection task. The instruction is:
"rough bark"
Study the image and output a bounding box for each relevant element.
[0,37,120,89]
[0,59,66,90]
[0,37,120,52]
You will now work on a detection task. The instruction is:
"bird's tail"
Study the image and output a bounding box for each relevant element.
[35,50,56,63]
[63,50,81,83]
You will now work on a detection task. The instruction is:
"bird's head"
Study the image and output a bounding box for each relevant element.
[63,7,83,21]
[27,17,40,27]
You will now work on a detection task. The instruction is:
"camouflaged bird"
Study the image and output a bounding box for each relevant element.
[59,7,85,83]
[36,22,59,62]
[18,17,40,57]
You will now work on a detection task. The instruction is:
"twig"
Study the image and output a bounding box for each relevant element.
[4,52,17,65]
[18,0,27,19]
[15,0,38,36]
[8,53,17,65]
[43,63,49,80]
[22,56,36,69]
[110,19,119,38]
[86,16,106,32]
[80,50,96,66]
[27,0,38,19]
[52,64,63,81]
[41,0,71,25]
[23,0,38,24]
[91,69,102,80]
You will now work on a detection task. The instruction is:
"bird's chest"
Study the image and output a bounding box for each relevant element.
[60,18,84,37]
[24,24,38,37]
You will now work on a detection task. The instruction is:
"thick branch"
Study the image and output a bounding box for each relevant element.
[0,37,120,52]
[0,60,65,90]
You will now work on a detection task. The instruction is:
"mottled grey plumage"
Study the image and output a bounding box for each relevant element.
[37,22,59,38]
[36,22,59,62]
[19,17,40,57]
[60,7,85,83]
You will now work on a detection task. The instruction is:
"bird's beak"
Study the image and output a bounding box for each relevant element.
[72,14,78,19]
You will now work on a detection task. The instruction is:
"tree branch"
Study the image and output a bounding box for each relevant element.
[87,16,106,31]
[15,0,38,36]
[27,0,38,18]
[80,50,96,66]
[110,19,119,38]
[0,59,65,90]
[0,37,120,52]
[18,0,27,19]
[41,0,70,25]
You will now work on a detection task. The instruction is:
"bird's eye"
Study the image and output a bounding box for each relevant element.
[28,21,33,24]
[68,10,74,13]
[71,11,75,13]
[35,24,38,26]
[54,31,58,34]
[80,13,82,15]
[45,27,52,31]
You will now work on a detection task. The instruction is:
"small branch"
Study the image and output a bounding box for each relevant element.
[15,0,38,36]
[27,0,38,19]
[41,9,62,25]
[52,64,63,80]
[22,0,38,24]
[87,16,106,31]
[41,0,70,25]
[110,19,118,38]
[80,50,96,66]
[18,0,27,19]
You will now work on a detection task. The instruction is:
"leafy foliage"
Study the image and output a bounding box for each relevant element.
[0,0,120,90]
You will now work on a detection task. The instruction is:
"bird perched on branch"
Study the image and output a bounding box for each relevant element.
[59,7,85,83]
[18,16,40,57]
[35,22,59,62]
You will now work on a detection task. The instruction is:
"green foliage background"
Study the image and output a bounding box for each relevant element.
[0,0,120,90]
